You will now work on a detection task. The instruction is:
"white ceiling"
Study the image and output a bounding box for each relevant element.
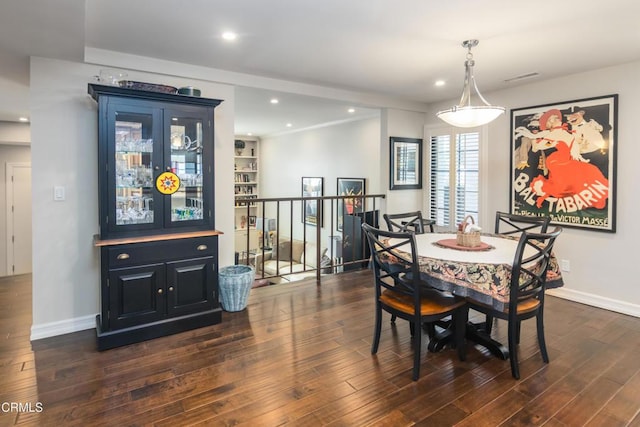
[2,0,640,136]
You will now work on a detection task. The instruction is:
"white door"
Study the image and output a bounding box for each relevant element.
[6,163,32,275]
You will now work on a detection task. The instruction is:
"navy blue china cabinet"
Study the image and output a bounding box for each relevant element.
[89,83,223,350]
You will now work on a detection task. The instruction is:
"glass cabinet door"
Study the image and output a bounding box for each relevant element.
[164,109,212,228]
[93,84,220,239]
[107,104,163,234]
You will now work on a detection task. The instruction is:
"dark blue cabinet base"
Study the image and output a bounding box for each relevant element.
[95,308,221,351]
[95,233,222,351]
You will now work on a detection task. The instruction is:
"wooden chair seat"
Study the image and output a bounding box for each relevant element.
[382,289,466,316]
[467,297,540,316]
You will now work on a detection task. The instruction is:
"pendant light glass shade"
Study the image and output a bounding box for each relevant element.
[436,40,505,128]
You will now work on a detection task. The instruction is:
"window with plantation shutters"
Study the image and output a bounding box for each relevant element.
[429,130,480,227]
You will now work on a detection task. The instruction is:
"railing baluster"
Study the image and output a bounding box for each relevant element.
[235,194,386,285]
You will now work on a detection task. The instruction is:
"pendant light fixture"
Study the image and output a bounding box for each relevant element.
[436,40,505,128]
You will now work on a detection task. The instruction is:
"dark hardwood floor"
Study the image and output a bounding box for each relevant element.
[1,272,639,426]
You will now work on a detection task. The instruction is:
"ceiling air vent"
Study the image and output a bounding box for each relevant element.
[504,72,540,83]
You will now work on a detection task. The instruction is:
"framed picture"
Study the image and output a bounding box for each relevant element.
[337,177,366,231]
[248,215,256,227]
[302,176,323,226]
[510,94,617,232]
[390,136,422,190]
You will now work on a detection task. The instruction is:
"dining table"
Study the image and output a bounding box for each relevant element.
[387,231,564,359]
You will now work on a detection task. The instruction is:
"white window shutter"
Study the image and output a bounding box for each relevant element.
[429,130,480,227]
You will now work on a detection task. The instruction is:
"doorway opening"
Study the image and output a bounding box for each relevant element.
[5,162,32,275]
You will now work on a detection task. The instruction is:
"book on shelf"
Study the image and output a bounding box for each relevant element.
[235,194,257,207]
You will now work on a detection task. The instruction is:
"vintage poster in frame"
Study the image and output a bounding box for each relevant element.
[510,94,617,232]
[336,177,366,231]
[302,176,323,226]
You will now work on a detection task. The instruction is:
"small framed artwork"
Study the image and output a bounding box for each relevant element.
[390,136,422,190]
[302,176,323,226]
[510,94,617,232]
[337,177,365,231]
[248,215,256,227]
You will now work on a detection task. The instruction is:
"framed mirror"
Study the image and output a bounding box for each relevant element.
[389,136,422,190]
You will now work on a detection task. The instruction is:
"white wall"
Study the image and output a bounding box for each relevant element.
[0,143,31,276]
[29,57,236,339]
[381,108,428,214]
[427,60,640,316]
[260,116,381,245]
[0,122,30,145]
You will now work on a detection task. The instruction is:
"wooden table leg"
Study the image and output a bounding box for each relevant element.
[426,321,509,360]
[465,322,509,360]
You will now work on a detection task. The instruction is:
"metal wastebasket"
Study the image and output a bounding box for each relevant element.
[218,265,255,312]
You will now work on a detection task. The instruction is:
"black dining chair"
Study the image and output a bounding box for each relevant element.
[383,211,428,234]
[362,223,467,381]
[465,226,562,379]
[383,211,438,325]
[495,211,551,236]
[485,211,552,334]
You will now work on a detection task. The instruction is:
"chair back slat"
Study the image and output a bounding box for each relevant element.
[383,211,425,234]
[510,227,562,307]
[495,211,551,236]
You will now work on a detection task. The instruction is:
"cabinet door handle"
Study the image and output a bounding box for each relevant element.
[168,286,174,292]
[116,253,130,260]
[197,244,208,251]
[157,289,163,294]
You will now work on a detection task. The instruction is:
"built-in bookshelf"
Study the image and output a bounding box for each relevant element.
[234,138,260,256]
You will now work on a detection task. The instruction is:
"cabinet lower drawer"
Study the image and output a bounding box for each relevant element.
[107,236,216,268]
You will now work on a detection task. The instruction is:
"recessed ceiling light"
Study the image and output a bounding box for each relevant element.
[247,132,253,136]
[222,31,237,41]
[18,117,29,122]
[348,108,355,113]
[435,80,446,87]
[270,98,279,104]
[286,123,292,128]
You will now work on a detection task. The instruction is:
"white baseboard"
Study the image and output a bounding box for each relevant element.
[30,314,96,341]
[29,289,639,341]
[547,288,640,318]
